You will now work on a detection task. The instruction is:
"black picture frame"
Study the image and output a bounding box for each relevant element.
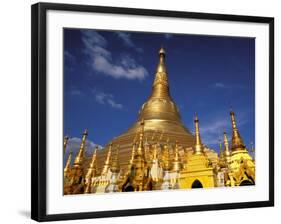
[31,2,274,222]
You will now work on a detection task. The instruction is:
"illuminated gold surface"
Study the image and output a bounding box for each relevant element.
[223,130,231,164]
[230,111,246,151]
[194,114,204,155]
[64,150,72,179]
[180,115,215,188]
[226,111,255,186]
[84,148,97,193]
[73,129,87,166]
[64,130,88,194]
[95,48,196,176]
[101,142,112,175]
[63,48,255,194]
[110,145,120,173]
[170,142,182,172]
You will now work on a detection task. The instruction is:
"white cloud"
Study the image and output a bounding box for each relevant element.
[199,111,248,146]
[211,82,246,89]
[68,86,83,96]
[64,137,103,165]
[82,30,107,47]
[200,118,229,145]
[212,82,227,88]
[92,55,147,80]
[94,91,123,109]
[107,99,123,109]
[95,92,109,104]
[64,50,75,61]
[81,30,148,80]
[70,89,82,96]
[64,50,76,72]
[115,32,143,52]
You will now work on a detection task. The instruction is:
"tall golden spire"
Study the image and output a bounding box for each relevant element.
[101,142,112,175]
[153,47,168,85]
[86,147,97,179]
[194,114,204,155]
[152,143,158,162]
[171,141,182,172]
[130,120,147,192]
[136,119,145,157]
[110,145,120,173]
[223,130,231,154]
[74,129,88,166]
[105,48,195,176]
[150,47,170,99]
[84,148,97,193]
[137,47,183,122]
[223,130,231,163]
[129,134,138,165]
[64,150,72,178]
[129,142,136,166]
[63,136,69,154]
[162,144,170,171]
[219,139,223,157]
[230,110,246,151]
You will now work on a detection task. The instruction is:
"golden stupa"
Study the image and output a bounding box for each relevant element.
[63,47,256,195]
[95,47,196,174]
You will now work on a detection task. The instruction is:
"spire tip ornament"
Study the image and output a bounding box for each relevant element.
[230,110,246,151]
[159,47,165,56]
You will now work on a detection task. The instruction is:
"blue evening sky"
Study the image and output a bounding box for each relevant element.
[63,28,255,153]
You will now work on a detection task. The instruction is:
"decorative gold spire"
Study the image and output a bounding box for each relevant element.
[135,47,185,124]
[223,130,231,163]
[136,119,145,157]
[171,141,182,172]
[63,136,69,154]
[101,48,195,178]
[194,114,204,155]
[130,133,138,164]
[130,142,136,165]
[159,130,164,141]
[151,47,169,98]
[129,120,147,192]
[84,180,92,194]
[219,139,223,157]
[64,150,72,178]
[151,131,156,142]
[223,130,231,156]
[84,148,97,193]
[174,142,180,161]
[152,143,158,161]
[155,47,167,78]
[85,147,97,179]
[74,129,88,166]
[162,144,170,171]
[230,110,246,151]
[111,145,120,173]
[101,142,112,175]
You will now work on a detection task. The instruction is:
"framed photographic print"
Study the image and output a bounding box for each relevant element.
[31,2,274,222]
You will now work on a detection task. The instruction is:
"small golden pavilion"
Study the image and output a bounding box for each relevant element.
[63,47,255,195]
